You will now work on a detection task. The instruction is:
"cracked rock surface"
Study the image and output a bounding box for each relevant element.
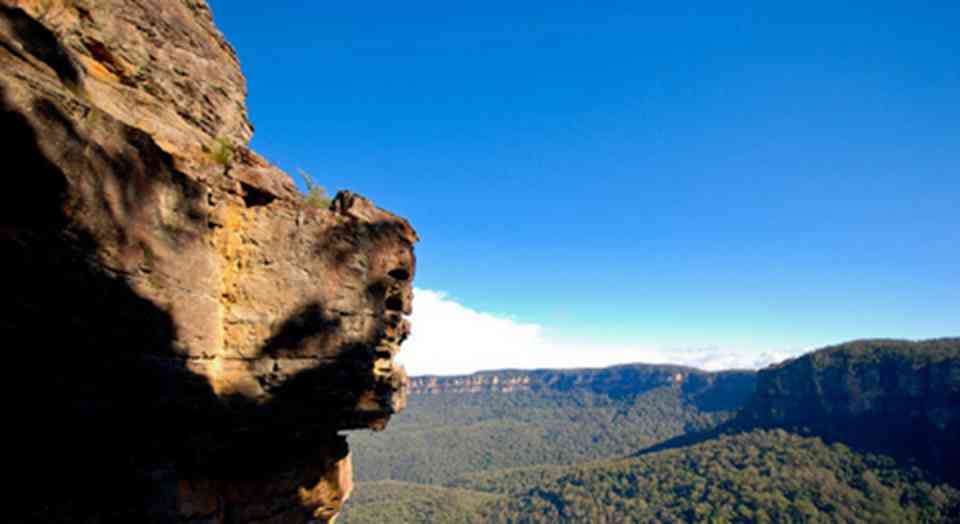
[1,1,417,522]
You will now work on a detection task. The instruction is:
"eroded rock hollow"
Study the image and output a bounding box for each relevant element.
[1,1,417,521]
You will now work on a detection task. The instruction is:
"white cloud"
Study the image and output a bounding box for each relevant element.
[396,288,807,376]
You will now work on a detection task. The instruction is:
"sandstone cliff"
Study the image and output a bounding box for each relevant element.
[410,364,756,412]
[2,1,417,522]
[737,338,960,484]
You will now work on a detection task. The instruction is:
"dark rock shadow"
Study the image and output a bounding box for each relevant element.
[1,84,402,521]
[3,81,218,520]
[0,6,81,87]
[260,303,342,358]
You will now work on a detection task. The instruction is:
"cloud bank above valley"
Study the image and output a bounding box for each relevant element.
[397,289,807,376]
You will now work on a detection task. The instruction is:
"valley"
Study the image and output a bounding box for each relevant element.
[342,339,960,523]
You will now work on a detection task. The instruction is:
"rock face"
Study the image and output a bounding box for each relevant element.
[410,364,757,412]
[737,338,960,484]
[1,1,416,522]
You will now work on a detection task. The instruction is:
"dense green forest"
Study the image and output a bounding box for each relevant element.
[342,340,960,522]
[343,431,960,523]
[483,430,960,523]
[340,481,501,524]
[349,366,754,484]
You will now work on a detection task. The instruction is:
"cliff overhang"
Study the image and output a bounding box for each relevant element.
[2,1,417,521]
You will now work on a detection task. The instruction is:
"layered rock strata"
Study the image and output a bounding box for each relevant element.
[1,1,416,521]
[410,364,757,411]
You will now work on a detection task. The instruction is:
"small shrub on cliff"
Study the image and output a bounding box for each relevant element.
[298,169,332,209]
[210,137,235,167]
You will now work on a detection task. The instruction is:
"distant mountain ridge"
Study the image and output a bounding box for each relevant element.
[410,363,756,406]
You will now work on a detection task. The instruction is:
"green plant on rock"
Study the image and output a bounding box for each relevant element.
[210,137,235,167]
[298,169,332,209]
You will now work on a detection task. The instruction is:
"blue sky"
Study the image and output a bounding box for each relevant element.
[210,1,958,373]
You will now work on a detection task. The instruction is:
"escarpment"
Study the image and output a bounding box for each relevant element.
[736,338,960,484]
[410,364,757,411]
[2,1,416,522]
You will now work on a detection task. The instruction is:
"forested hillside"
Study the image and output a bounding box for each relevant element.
[737,338,960,484]
[349,365,755,483]
[343,431,960,523]
[342,339,960,523]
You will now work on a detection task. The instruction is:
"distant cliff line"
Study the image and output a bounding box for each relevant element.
[409,338,960,395]
[409,362,756,395]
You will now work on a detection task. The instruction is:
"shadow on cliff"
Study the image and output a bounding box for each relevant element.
[0,6,81,88]
[0,84,394,520]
